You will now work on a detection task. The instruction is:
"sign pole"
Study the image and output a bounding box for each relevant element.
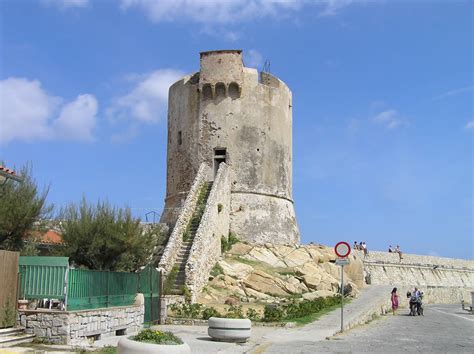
[341,264,344,332]
[334,241,351,334]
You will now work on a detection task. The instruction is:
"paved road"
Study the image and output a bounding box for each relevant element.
[264,304,474,353]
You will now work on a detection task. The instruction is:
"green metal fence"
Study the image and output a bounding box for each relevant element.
[18,257,162,318]
[67,269,139,311]
[19,257,68,300]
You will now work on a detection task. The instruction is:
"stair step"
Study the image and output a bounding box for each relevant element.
[0,328,25,337]
[0,334,36,347]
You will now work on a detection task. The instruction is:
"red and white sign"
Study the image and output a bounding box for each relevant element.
[334,241,351,258]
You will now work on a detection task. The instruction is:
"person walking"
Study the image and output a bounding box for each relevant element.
[391,287,399,315]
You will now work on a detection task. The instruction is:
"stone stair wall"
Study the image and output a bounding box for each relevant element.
[168,182,213,295]
[186,163,231,302]
[158,163,210,276]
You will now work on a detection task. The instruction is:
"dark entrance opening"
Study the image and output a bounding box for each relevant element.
[213,148,226,178]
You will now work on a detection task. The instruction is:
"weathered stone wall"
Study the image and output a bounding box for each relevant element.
[160,72,201,226]
[354,250,474,304]
[18,304,143,345]
[185,163,231,302]
[162,50,299,245]
[158,163,210,275]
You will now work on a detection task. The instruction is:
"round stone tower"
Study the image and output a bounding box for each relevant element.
[161,50,299,245]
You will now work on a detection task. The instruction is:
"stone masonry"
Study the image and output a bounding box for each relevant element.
[18,303,143,346]
[160,50,299,245]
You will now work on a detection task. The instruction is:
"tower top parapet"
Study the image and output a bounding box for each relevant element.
[199,49,243,88]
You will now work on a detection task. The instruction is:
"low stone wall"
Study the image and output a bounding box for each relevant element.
[186,163,231,302]
[159,163,210,276]
[18,303,144,345]
[352,250,474,305]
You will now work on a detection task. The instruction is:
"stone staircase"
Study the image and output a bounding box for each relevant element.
[169,182,213,295]
[0,327,35,347]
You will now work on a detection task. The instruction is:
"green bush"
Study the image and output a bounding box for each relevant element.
[202,307,221,320]
[221,232,239,253]
[263,296,342,322]
[169,303,202,318]
[217,203,223,213]
[132,329,183,345]
[246,308,260,321]
[1,297,16,328]
[226,305,244,319]
[263,304,285,322]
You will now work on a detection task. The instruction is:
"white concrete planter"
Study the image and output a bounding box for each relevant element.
[208,317,251,343]
[117,337,191,354]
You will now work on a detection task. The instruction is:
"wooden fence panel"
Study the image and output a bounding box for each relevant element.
[0,250,19,328]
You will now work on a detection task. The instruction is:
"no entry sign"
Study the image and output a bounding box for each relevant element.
[334,241,351,258]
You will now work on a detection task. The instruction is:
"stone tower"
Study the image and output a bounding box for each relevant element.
[161,50,299,245]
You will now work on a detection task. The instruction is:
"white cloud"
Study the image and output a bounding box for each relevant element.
[53,94,98,141]
[372,109,407,129]
[244,49,264,69]
[465,120,474,130]
[107,69,183,123]
[40,0,90,9]
[119,0,355,24]
[431,85,473,101]
[0,77,97,144]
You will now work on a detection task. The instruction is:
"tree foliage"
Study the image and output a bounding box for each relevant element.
[0,164,52,251]
[59,198,161,271]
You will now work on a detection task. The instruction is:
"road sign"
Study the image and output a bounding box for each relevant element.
[334,241,351,333]
[334,241,351,258]
[335,258,350,266]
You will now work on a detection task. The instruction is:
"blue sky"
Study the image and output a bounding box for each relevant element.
[1,0,472,259]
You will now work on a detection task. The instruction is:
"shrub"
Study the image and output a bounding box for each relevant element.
[246,308,260,321]
[221,232,239,253]
[169,303,202,318]
[1,297,16,328]
[202,307,221,320]
[217,203,223,213]
[132,329,183,345]
[263,304,285,322]
[226,305,244,319]
[210,263,224,277]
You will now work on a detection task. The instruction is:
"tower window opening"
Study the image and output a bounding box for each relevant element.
[178,131,182,145]
[202,84,213,100]
[215,82,226,98]
[228,82,240,99]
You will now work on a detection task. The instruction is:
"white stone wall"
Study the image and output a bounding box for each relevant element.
[185,163,231,302]
[353,250,474,304]
[19,304,144,345]
[158,163,210,275]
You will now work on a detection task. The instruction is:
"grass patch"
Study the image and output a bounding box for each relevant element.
[210,263,224,277]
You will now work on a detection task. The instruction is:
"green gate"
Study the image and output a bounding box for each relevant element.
[138,265,161,324]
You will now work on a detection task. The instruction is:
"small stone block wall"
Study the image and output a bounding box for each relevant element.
[18,304,144,345]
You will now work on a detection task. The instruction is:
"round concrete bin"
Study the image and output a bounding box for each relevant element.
[117,337,191,353]
[208,317,251,342]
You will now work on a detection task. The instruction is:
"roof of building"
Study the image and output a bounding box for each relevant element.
[30,229,64,245]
